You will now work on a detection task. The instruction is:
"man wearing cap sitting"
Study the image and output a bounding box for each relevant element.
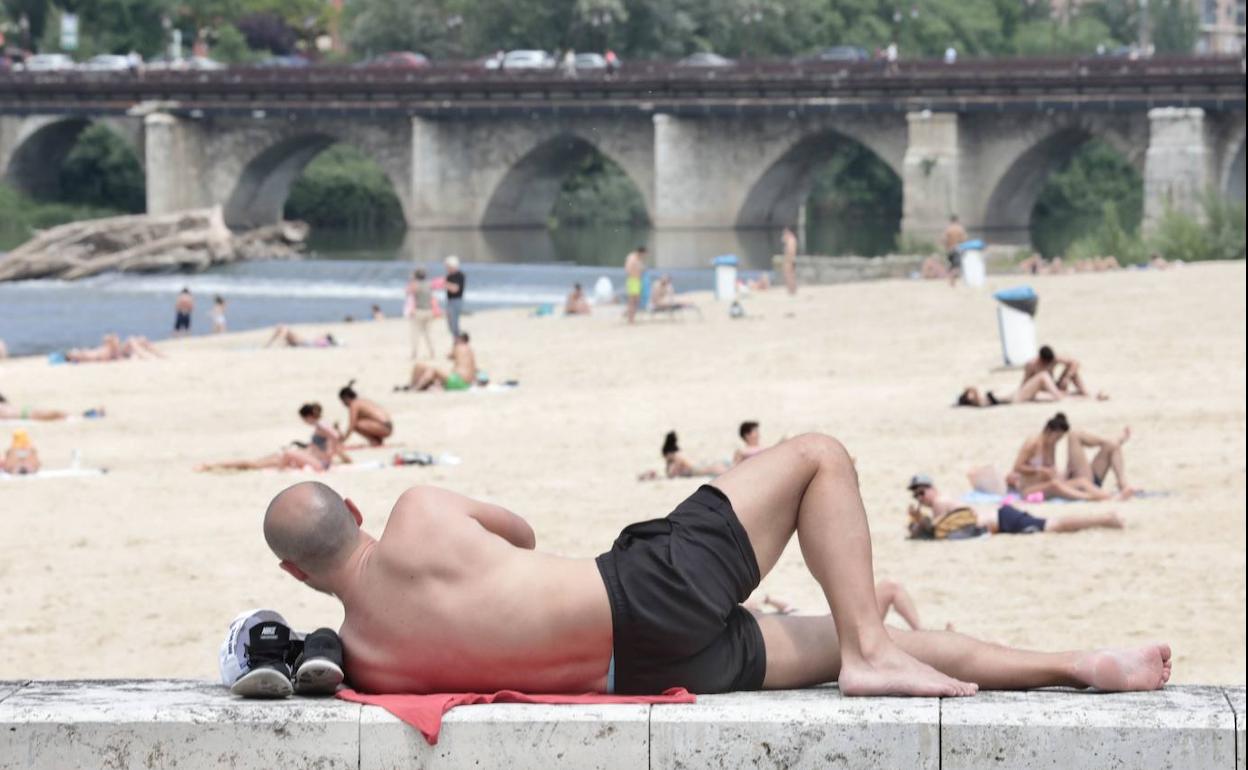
[906,473,1123,540]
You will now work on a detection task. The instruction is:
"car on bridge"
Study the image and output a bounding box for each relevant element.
[15,53,74,72]
[574,52,607,70]
[80,54,132,72]
[354,52,430,69]
[501,50,555,70]
[677,52,735,67]
[810,45,871,62]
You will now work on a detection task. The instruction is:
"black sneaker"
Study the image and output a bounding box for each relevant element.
[230,621,294,698]
[293,627,345,696]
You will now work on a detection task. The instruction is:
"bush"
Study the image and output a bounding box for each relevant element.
[550,154,649,229]
[894,232,937,255]
[1151,194,1247,262]
[213,25,260,65]
[285,144,406,231]
[58,125,146,213]
[0,184,125,250]
[1031,139,1143,258]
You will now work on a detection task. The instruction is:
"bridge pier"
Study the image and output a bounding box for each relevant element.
[900,111,962,247]
[1144,107,1213,229]
[144,113,210,215]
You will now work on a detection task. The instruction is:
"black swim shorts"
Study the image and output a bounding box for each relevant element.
[997,504,1047,534]
[174,311,191,331]
[596,484,766,694]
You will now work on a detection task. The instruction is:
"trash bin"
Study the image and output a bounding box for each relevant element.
[712,254,738,301]
[958,239,986,287]
[593,276,614,304]
[993,285,1039,366]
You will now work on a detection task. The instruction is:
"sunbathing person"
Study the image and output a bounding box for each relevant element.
[1023,345,1106,399]
[906,474,1123,541]
[263,433,1171,698]
[639,431,729,480]
[401,333,477,392]
[2,428,40,474]
[565,283,592,315]
[733,421,767,465]
[337,381,393,446]
[957,369,1065,407]
[196,403,351,472]
[266,325,337,349]
[1007,413,1133,501]
[0,392,103,422]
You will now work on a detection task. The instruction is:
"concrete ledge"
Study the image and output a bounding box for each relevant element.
[0,681,1242,769]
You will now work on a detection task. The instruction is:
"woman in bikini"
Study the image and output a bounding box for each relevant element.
[1007,413,1133,501]
[337,381,394,446]
[196,403,351,472]
[956,369,1065,408]
[638,431,729,481]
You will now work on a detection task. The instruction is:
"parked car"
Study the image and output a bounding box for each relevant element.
[80,54,132,71]
[677,52,734,67]
[501,50,554,70]
[17,53,75,72]
[256,54,311,68]
[354,51,429,69]
[146,55,223,71]
[811,45,870,62]
[574,52,607,70]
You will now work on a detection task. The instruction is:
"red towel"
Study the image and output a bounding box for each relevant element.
[336,687,696,745]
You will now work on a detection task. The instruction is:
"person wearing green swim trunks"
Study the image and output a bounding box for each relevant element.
[402,333,479,392]
[624,246,647,324]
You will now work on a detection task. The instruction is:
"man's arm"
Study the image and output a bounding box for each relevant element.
[395,486,537,550]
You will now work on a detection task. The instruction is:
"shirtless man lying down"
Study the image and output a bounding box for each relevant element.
[263,433,1170,697]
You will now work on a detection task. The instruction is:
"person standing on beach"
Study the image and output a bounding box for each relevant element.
[211,296,227,334]
[444,256,465,340]
[781,227,798,295]
[174,288,194,337]
[624,246,647,324]
[406,269,436,359]
[942,215,968,287]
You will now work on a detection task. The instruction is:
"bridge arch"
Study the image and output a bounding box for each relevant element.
[735,127,903,228]
[980,120,1143,240]
[2,116,143,202]
[481,133,652,228]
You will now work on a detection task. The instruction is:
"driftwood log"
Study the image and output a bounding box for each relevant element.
[0,207,307,282]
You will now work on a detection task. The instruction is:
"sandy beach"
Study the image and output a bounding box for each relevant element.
[0,261,1243,685]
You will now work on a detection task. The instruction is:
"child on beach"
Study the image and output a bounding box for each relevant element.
[2,429,40,474]
[212,296,227,334]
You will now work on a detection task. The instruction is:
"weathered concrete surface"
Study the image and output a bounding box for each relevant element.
[0,681,27,704]
[1227,686,1245,770]
[650,686,939,769]
[1144,107,1212,228]
[0,679,361,770]
[901,111,961,241]
[942,686,1236,770]
[361,702,650,770]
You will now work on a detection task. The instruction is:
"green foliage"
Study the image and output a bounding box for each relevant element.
[1151,0,1199,54]
[550,153,649,228]
[1013,14,1113,55]
[895,232,937,255]
[1031,138,1142,258]
[1151,194,1247,262]
[0,183,125,250]
[284,144,406,231]
[58,124,146,212]
[211,23,257,64]
[1067,200,1146,263]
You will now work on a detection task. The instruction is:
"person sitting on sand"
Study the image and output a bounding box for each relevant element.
[337,381,393,446]
[956,369,1065,407]
[0,392,103,422]
[1023,345,1106,399]
[266,325,337,349]
[262,433,1172,699]
[2,428,40,475]
[1007,413,1134,501]
[372,305,385,321]
[196,403,351,473]
[905,474,1123,541]
[401,333,477,392]
[639,431,729,480]
[733,421,767,465]
[565,283,591,316]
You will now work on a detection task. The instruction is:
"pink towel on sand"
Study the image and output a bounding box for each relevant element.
[336,687,696,745]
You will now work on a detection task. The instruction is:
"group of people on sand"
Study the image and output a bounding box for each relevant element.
[196,383,393,473]
[958,345,1107,407]
[172,288,228,336]
[1018,252,1178,275]
[638,422,770,481]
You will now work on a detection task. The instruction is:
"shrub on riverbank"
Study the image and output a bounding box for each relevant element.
[285,144,406,231]
[1067,194,1245,264]
[0,184,125,251]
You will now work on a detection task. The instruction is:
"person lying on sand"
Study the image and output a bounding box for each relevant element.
[2,428,40,474]
[905,474,1123,541]
[266,325,337,349]
[196,403,351,472]
[638,431,729,481]
[1007,413,1134,502]
[957,370,1066,407]
[0,392,104,422]
[1023,345,1107,400]
[63,334,164,363]
[400,333,477,392]
[746,580,927,631]
[262,433,1172,698]
[565,283,591,316]
[337,381,393,446]
[733,421,767,465]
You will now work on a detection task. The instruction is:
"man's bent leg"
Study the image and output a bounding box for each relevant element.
[713,434,975,696]
[757,614,1170,692]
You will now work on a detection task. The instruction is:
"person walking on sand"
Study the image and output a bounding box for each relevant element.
[174,288,194,337]
[624,246,647,324]
[262,433,1171,697]
[781,227,799,295]
[211,296,227,334]
[905,474,1123,541]
[942,215,968,286]
[406,269,436,359]
[443,256,466,340]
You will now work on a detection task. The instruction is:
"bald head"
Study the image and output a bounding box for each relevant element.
[264,482,359,574]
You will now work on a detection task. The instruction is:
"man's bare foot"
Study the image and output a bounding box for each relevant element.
[1073,644,1171,691]
[1096,391,1110,401]
[839,643,978,697]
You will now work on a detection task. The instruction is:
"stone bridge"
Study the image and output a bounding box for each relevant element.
[0,57,1243,246]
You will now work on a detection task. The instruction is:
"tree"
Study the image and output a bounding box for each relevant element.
[1151,0,1198,54]
[236,11,296,54]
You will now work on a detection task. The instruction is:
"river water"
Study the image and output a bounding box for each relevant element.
[0,220,895,357]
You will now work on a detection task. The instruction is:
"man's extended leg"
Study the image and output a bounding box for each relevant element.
[1047,511,1124,533]
[755,614,1170,692]
[713,434,976,697]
